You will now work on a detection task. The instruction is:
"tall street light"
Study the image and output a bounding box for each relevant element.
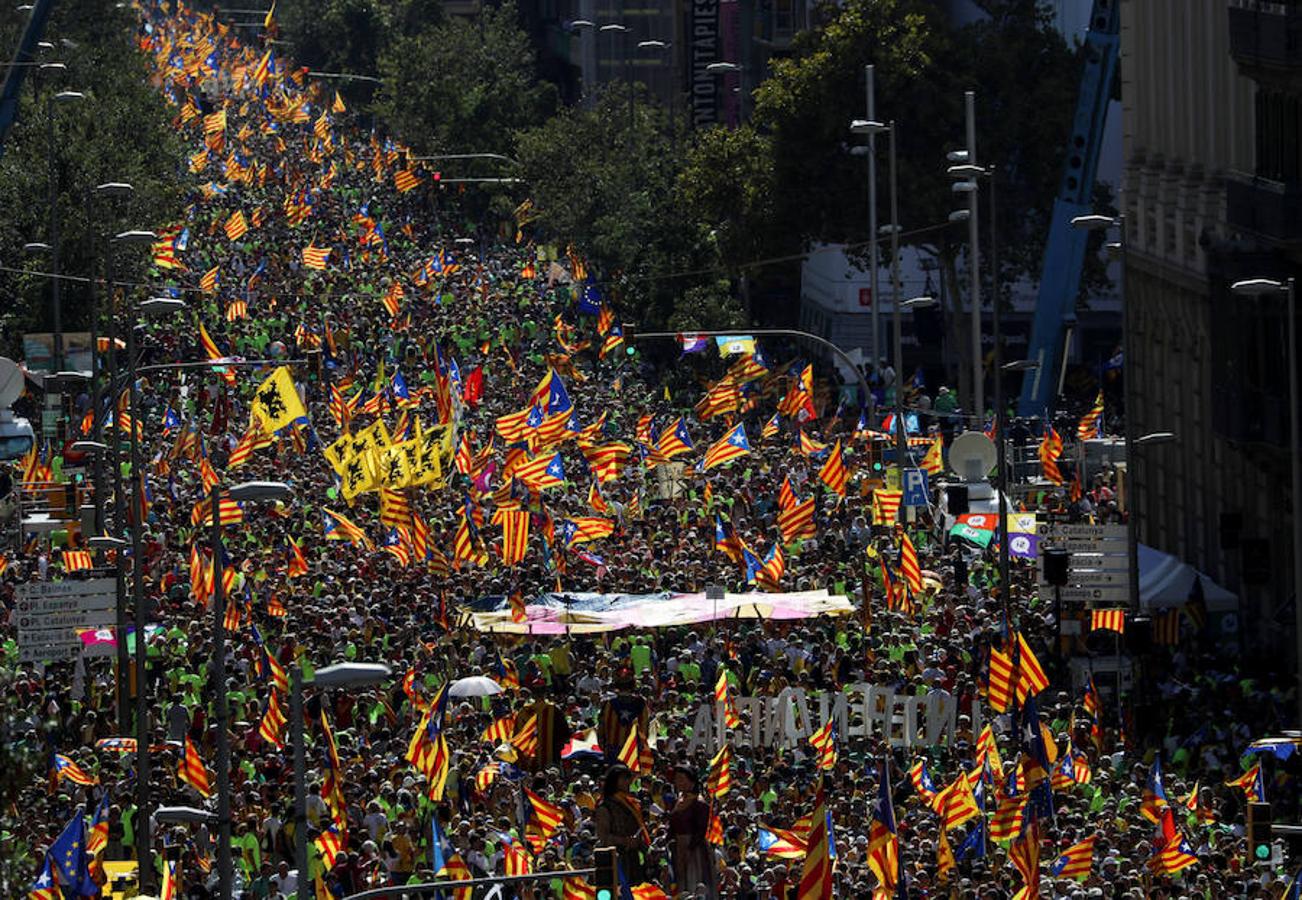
[863,67,882,378]
[123,283,180,893]
[1230,276,1300,725]
[212,480,294,900]
[850,118,894,419]
[706,61,742,128]
[41,72,85,372]
[945,90,983,422]
[599,23,632,132]
[292,662,391,900]
[86,182,135,541]
[104,231,167,890]
[1071,213,1142,612]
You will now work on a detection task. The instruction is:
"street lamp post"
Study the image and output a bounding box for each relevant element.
[705,61,742,128]
[599,23,631,132]
[213,480,294,900]
[86,183,134,540]
[1071,213,1141,610]
[1230,276,1301,725]
[864,66,882,380]
[43,82,85,372]
[112,233,166,893]
[945,92,984,422]
[294,662,391,900]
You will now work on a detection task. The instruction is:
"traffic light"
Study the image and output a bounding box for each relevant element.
[1246,802,1272,864]
[593,846,617,900]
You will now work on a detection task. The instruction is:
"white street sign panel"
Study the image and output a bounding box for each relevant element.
[18,644,81,663]
[16,578,116,662]
[1039,585,1129,603]
[17,610,115,631]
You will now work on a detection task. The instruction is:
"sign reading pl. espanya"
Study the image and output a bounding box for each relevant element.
[15,578,115,663]
[685,685,985,755]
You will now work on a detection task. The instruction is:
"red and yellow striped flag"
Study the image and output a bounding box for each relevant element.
[706,743,734,798]
[817,440,848,497]
[394,169,421,193]
[302,245,331,269]
[1090,608,1125,633]
[224,210,248,241]
[259,692,287,747]
[493,508,530,565]
[178,736,213,797]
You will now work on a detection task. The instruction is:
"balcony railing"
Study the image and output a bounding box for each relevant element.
[1225,170,1302,242]
[1229,0,1302,69]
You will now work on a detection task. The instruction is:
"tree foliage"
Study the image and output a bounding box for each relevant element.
[677,0,1088,404]
[373,0,555,155]
[0,0,185,357]
[515,88,742,332]
[274,0,443,102]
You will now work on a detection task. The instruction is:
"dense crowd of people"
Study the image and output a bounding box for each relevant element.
[2,3,1300,899]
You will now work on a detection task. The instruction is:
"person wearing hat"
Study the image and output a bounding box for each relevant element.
[668,766,718,898]
[594,764,648,885]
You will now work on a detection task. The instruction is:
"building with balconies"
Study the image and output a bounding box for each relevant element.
[1121,0,1301,653]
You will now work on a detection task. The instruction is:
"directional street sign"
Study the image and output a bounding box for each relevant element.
[16,578,116,663]
[1036,522,1131,602]
[1038,585,1129,603]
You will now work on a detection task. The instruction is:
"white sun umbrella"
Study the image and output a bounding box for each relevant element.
[449,675,504,698]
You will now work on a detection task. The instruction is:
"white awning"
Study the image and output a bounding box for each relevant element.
[1138,543,1237,611]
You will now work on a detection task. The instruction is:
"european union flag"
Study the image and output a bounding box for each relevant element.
[48,808,96,895]
[576,283,603,315]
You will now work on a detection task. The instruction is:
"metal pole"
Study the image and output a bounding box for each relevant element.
[128,318,153,892]
[107,257,129,731]
[292,665,309,900]
[212,481,233,900]
[866,65,881,393]
[1287,277,1302,728]
[1119,216,1139,612]
[966,91,983,424]
[992,168,1010,627]
[47,93,63,372]
[889,122,905,465]
[87,192,103,536]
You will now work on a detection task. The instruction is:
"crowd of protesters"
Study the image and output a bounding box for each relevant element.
[1,2,1300,899]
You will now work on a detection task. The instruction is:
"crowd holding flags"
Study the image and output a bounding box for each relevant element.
[10,0,1280,896]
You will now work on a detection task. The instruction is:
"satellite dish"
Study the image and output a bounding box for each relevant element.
[0,358,24,409]
[949,430,996,482]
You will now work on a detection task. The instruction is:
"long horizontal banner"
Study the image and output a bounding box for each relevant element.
[469,589,854,634]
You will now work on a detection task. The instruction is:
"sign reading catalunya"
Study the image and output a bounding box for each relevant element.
[685,686,986,755]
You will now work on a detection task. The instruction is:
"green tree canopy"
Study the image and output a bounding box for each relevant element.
[373,0,555,156]
[0,0,185,356]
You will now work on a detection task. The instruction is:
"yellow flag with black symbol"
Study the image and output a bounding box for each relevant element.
[339,450,377,501]
[251,367,308,434]
[377,442,413,490]
[323,434,353,476]
[360,418,391,452]
[409,438,444,488]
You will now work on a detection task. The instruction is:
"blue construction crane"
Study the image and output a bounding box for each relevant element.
[0,0,57,160]
[1015,0,1120,417]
